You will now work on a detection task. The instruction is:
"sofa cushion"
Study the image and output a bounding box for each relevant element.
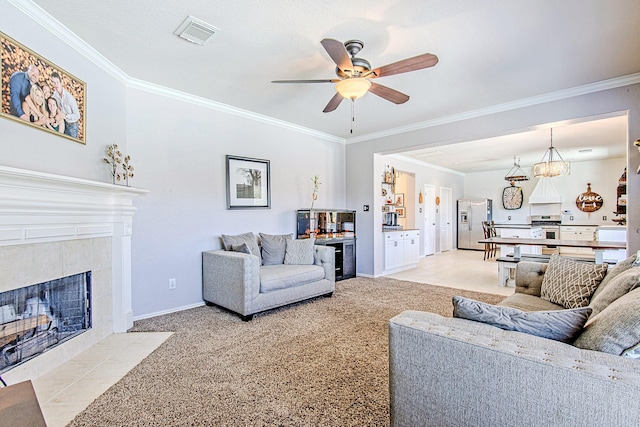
[591,253,638,301]
[259,233,293,265]
[498,293,564,312]
[222,232,262,264]
[540,254,607,309]
[260,264,325,292]
[573,288,640,355]
[231,242,253,255]
[588,268,640,318]
[284,238,315,265]
[452,296,592,343]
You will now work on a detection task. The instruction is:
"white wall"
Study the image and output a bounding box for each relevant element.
[1,4,347,319]
[464,157,627,225]
[127,89,345,317]
[0,1,127,182]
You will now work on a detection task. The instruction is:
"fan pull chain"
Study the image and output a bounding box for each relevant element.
[350,99,355,134]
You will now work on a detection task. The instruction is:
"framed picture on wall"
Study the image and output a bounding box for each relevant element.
[0,32,86,144]
[395,193,404,206]
[396,207,406,217]
[226,155,271,209]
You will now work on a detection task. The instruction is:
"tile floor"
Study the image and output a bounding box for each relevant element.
[31,332,172,427]
[20,249,508,426]
[388,248,515,297]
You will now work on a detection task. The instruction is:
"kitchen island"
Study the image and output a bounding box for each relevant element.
[480,237,626,286]
[493,224,542,255]
[479,237,626,264]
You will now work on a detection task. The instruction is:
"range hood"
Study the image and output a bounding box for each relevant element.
[529,177,562,204]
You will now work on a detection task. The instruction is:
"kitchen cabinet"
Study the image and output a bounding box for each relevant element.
[498,227,542,255]
[597,226,626,263]
[560,226,596,256]
[384,230,420,271]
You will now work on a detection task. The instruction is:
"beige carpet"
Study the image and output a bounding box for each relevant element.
[69,277,503,426]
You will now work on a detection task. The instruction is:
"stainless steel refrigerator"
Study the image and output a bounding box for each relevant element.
[457,199,492,250]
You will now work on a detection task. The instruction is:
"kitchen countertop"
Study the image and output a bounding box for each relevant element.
[493,224,536,229]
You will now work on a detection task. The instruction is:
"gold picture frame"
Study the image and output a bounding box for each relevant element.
[1,32,86,144]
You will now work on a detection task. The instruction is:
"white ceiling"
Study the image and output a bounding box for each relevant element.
[29,0,640,172]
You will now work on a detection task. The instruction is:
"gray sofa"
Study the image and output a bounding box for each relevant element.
[202,232,335,320]
[389,255,640,427]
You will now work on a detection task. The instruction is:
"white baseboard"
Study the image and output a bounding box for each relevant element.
[133,301,205,322]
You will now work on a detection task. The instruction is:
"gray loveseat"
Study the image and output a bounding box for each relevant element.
[202,232,335,320]
[389,254,640,426]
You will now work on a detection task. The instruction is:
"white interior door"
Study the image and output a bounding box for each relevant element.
[424,184,436,256]
[440,187,452,252]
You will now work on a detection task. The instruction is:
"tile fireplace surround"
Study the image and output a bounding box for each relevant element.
[0,165,147,384]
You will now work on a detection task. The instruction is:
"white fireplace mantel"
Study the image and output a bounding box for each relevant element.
[0,165,148,332]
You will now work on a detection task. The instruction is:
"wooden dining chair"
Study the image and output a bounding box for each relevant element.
[488,221,498,258]
[482,221,498,260]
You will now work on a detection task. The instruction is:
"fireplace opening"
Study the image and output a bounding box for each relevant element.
[0,272,92,373]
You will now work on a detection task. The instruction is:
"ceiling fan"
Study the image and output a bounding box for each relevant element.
[272,38,438,113]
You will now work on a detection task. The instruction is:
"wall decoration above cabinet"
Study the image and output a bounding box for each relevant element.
[502,185,523,210]
[575,183,602,213]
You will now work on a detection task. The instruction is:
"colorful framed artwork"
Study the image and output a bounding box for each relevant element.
[396,207,406,217]
[226,155,271,209]
[395,193,404,206]
[1,32,86,144]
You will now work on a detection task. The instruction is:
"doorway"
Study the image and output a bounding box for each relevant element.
[424,184,436,256]
[440,186,453,252]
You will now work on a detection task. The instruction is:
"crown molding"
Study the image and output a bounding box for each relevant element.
[387,154,465,176]
[8,0,130,83]
[126,78,345,143]
[11,0,345,144]
[13,0,640,146]
[347,72,640,144]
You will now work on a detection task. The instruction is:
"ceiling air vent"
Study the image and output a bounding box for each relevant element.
[174,16,219,45]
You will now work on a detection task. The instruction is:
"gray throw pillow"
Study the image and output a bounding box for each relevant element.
[452,296,592,343]
[259,233,293,265]
[573,287,640,355]
[284,239,315,265]
[221,232,261,263]
[588,268,640,318]
[231,242,252,255]
[591,253,638,301]
[540,254,608,309]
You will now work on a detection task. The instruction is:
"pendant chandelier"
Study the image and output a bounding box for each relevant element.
[533,129,570,177]
[504,156,530,185]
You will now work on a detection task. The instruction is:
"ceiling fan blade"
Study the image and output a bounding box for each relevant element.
[368,82,410,104]
[320,38,353,73]
[370,53,438,78]
[271,79,340,83]
[323,92,344,113]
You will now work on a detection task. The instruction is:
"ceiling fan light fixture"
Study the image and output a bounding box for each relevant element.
[533,129,571,178]
[336,77,371,100]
